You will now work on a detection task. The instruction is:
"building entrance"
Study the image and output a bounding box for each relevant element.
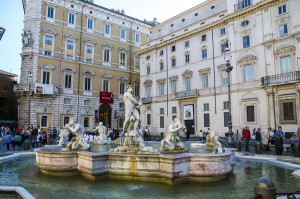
[99,103,111,128]
[185,120,195,135]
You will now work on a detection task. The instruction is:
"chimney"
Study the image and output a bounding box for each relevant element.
[153,18,158,25]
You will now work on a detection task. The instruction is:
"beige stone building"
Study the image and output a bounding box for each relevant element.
[17,0,154,131]
[138,0,300,137]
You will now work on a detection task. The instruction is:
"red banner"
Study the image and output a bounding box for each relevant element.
[100,92,114,104]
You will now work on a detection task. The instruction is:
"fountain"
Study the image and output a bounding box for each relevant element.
[35,85,233,183]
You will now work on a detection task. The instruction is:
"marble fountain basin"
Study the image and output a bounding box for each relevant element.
[35,143,234,183]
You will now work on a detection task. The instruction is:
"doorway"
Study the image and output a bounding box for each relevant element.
[99,103,112,128]
[185,120,195,135]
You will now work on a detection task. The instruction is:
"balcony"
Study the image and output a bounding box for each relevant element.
[261,71,300,87]
[234,0,252,11]
[142,97,152,104]
[175,89,199,99]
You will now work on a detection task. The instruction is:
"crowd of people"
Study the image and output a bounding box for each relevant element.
[1,125,58,151]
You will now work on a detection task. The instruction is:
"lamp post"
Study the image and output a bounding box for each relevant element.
[224,39,234,147]
[28,73,32,126]
[0,27,5,41]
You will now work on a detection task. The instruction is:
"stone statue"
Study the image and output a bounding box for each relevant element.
[22,29,33,48]
[65,119,90,151]
[93,122,112,145]
[111,85,156,154]
[206,130,222,149]
[58,128,69,146]
[160,118,187,153]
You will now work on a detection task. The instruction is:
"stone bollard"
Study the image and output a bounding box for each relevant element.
[254,177,276,199]
[255,142,262,154]
[236,141,241,151]
[294,143,300,157]
[24,139,31,151]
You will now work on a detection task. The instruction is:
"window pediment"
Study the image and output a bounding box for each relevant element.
[43,28,57,36]
[201,45,207,50]
[168,75,178,81]
[156,78,166,83]
[84,39,96,45]
[238,55,257,65]
[118,75,128,81]
[119,47,129,53]
[217,64,227,71]
[65,34,78,40]
[41,63,55,70]
[133,78,140,84]
[63,67,76,73]
[219,39,227,44]
[103,43,113,49]
[275,45,295,56]
[182,69,193,78]
[144,79,153,86]
[198,67,211,75]
[101,73,113,79]
[83,70,95,76]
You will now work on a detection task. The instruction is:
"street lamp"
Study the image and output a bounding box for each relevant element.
[224,39,234,147]
[28,72,32,126]
[0,27,5,41]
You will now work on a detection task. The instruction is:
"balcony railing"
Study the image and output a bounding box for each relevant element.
[261,71,300,86]
[175,89,199,99]
[234,0,252,11]
[142,97,152,104]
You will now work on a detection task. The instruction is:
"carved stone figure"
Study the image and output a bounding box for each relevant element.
[58,128,69,146]
[22,29,33,48]
[206,130,222,148]
[160,118,187,153]
[65,119,90,151]
[93,122,112,145]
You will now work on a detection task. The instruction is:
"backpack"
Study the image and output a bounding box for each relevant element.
[39,135,43,141]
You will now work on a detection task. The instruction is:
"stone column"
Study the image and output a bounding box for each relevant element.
[266,88,274,129]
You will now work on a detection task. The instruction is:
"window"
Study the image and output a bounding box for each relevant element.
[66,40,74,60]
[65,74,72,88]
[223,101,229,109]
[171,46,176,52]
[120,82,125,94]
[87,19,93,30]
[83,117,89,128]
[160,62,164,71]
[221,43,227,54]
[44,35,53,56]
[224,112,229,127]
[84,77,91,91]
[42,71,50,84]
[160,50,164,56]
[41,116,48,128]
[120,29,126,40]
[279,99,297,124]
[202,49,207,59]
[185,41,189,48]
[41,97,49,102]
[105,24,110,35]
[135,33,140,43]
[68,13,75,25]
[202,74,208,89]
[119,119,124,128]
[221,70,228,86]
[147,66,150,75]
[134,56,140,69]
[160,116,164,129]
[64,98,71,104]
[120,53,126,66]
[172,115,177,121]
[104,49,110,62]
[171,80,176,94]
[63,116,70,127]
[171,58,176,68]
[279,24,288,37]
[146,86,151,98]
[204,103,209,111]
[159,83,164,96]
[237,0,252,10]
[278,4,287,15]
[102,80,109,92]
[204,113,210,127]
[201,34,206,42]
[47,6,54,19]
[147,114,151,125]
[185,77,191,91]
[280,56,292,73]
[185,54,190,64]
[241,20,249,27]
[172,107,177,114]
[86,44,93,63]
[119,103,125,109]
[220,27,226,35]
[135,84,140,96]
[246,106,255,122]
[243,36,250,48]
[160,108,164,114]
[242,65,252,82]
[84,100,90,106]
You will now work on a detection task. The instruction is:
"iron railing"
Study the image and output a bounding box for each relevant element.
[261,71,300,86]
[142,97,152,104]
[175,89,199,99]
[234,0,252,11]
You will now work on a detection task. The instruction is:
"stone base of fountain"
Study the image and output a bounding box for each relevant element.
[35,147,233,183]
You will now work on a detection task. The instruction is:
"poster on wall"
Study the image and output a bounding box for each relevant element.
[184,105,194,120]
[34,83,54,95]
[35,83,44,94]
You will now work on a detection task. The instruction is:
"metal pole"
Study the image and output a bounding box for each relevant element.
[227,60,233,146]
[28,83,31,125]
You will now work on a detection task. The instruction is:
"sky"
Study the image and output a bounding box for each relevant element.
[0,0,205,77]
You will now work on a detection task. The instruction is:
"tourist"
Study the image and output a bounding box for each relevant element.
[255,128,262,142]
[4,132,13,151]
[37,132,43,145]
[251,128,256,140]
[262,128,272,151]
[1,125,5,138]
[199,130,203,142]
[88,132,94,142]
[42,132,47,145]
[52,127,57,140]
[145,126,151,141]
[143,130,147,141]
[290,133,299,153]
[13,133,22,151]
[274,126,285,155]
[243,126,251,151]
[186,129,190,141]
